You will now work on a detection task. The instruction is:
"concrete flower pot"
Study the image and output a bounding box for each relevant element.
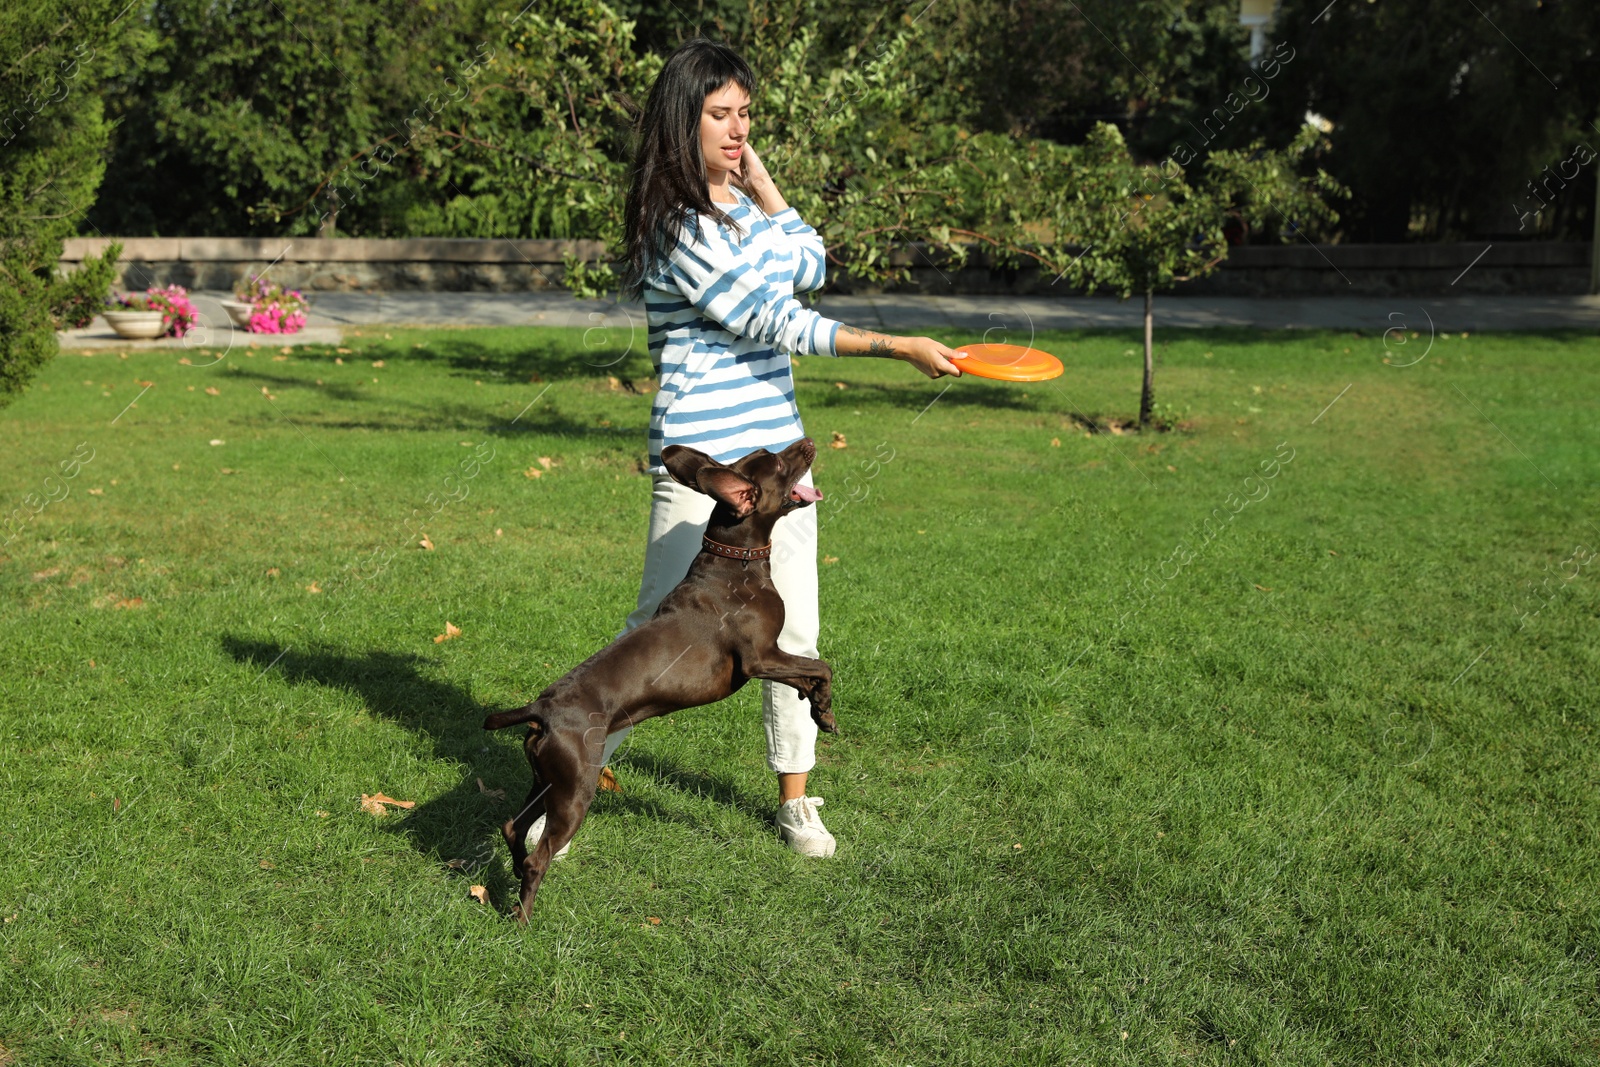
[220,300,256,328]
[103,310,168,339]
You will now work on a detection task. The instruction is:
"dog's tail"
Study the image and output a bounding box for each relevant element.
[483,703,540,731]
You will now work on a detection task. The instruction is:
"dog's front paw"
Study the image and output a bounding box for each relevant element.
[809,702,838,735]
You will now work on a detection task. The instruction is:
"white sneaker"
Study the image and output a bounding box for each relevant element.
[776,796,837,857]
[523,814,571,861]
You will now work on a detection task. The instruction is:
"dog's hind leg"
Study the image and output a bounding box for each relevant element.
[502,783,546,883]
[501,721,551,903]
[512,725,604,923]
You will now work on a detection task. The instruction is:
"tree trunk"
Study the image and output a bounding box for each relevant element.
[1139,288,1154,427]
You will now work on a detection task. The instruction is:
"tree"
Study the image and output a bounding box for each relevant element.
[1054,122,1343,427]
[90,0,493,238]
[0,0,144,407]
[1260,0,1600,241]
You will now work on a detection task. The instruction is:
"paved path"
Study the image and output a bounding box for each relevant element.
[59,290,1600,348]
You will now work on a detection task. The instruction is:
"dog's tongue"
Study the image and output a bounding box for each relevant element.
[790,483,823,503]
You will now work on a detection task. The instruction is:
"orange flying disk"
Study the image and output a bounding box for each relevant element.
[951,343,1064,382]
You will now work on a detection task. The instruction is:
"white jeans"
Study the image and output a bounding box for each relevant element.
[599,470,822,774]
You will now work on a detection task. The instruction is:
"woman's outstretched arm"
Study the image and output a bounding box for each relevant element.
[834,325,967,379]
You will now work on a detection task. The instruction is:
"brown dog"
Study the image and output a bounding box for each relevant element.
[483,436,834,921]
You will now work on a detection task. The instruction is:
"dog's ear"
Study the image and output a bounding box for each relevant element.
[662,445,718,488]
[662,445,758,517]
[695,466,758,519]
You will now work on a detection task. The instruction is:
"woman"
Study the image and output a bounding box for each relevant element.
[592,36,965,857]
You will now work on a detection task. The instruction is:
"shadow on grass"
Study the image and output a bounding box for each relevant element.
[218,633,774,907]
[218,333,1061,433]
[219,635,523,896]
[609,748,769,825]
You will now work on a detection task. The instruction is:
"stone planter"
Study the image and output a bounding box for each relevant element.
[220,299,255,328]
[103,310,168,339]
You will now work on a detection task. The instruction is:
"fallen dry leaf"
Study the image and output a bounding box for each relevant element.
[468,885,489,905]
[823,555,839,564]
[88,487,104,495]
[538,456,553,470]
[834,381,848,390]
[336,347,352,354]
[138,379,154,388]
[204,386,220,396]
[433,621,462,644]
[607,376,621,390]
[259,859,274,869]
[1166,465,1177,472]
[523,466,543,479]
[419,535,435,551]
[830,431,847,449]
[32,568,61,582]
[306,582,322,593]
[598,767,621,793]
[371,360,385,368]
[178,357,192,366]
[645,916,661,926]
[1328,549,1340,556]
[477,777,506,801]
[359,792,416,817]
[1051,437,1061,447]
[335,357,344,365]
[1253,584,1273,592]
[494,528,503,537]
[266,567,280,578]
[279,346,292,354]
[111,596,143,609]
[209,438,224,446]
[220,468,236,475]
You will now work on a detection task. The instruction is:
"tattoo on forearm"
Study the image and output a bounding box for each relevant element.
[842,325,897,357]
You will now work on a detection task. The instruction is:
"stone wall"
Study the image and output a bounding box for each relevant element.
[60,236,1595,297]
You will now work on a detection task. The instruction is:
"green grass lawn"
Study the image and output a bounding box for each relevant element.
[2,322,1597,1065]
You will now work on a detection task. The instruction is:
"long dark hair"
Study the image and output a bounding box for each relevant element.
[620,38,757,300]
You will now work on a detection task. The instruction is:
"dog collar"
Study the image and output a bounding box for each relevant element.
[701,535,772,561]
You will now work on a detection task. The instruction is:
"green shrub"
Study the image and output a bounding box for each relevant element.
[0,0,147,406]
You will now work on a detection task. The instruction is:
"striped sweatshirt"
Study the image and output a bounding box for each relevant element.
[643,187,843,474]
